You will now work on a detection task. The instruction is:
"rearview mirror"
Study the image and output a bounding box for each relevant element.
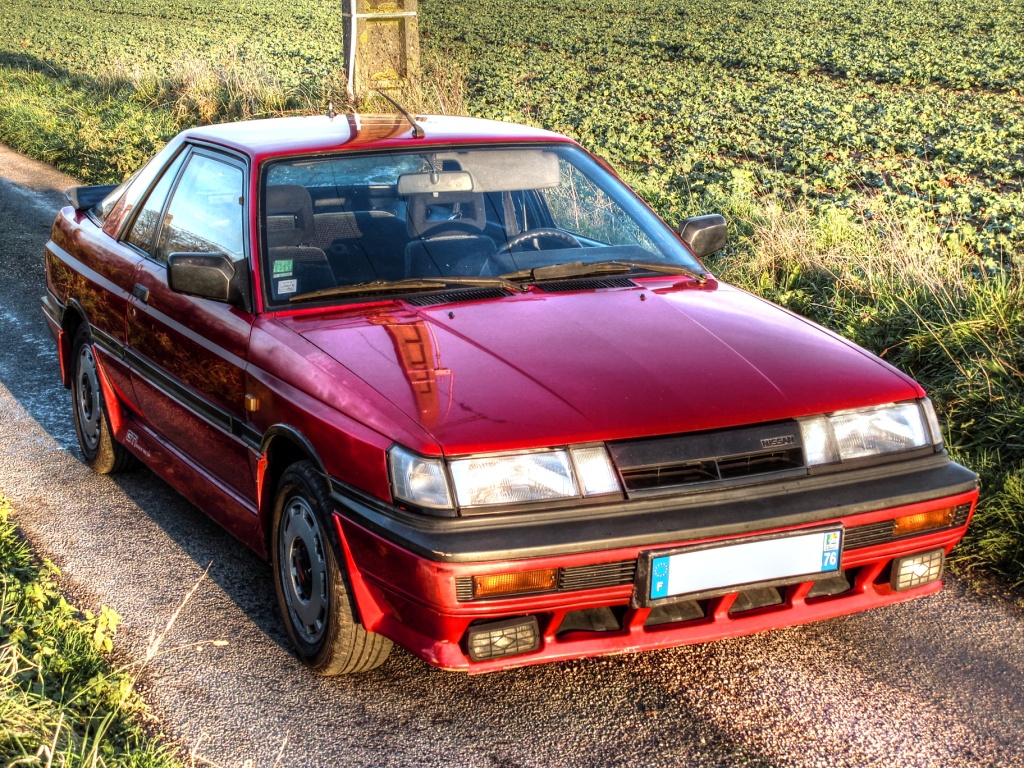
[678,214,728,258]
[167,252,250,311]
[397,171,474,195]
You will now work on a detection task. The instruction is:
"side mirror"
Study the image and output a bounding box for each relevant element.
[65,184,118,211]
[678,214,728,258]
[167,252,250,311]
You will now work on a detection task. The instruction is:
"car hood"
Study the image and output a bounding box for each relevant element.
[280,281,921,455]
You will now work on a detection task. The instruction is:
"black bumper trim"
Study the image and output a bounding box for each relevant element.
[40,291,65,327]
[329,454,977,563]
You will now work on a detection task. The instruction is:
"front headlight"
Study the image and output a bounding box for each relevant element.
[388,444,622,512]
[450,450,577,507]
[800,399,940,467]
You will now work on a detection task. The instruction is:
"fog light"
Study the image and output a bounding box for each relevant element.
[473,569,557,599]
[467,616,540,661]
[893,507,956,537]
[891,549,945,591]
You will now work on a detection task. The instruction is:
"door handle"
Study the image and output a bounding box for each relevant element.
[132,283,150,303]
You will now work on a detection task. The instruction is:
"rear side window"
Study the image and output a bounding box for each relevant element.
[155,154,245,262]
[109,140,184,232]
[124,151,187,253]
[93,175,135,223]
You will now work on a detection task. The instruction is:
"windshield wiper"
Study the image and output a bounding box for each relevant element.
[501,260,709,284]
[288,275,527,303]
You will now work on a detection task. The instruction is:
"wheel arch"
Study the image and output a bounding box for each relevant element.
[59,299,89,389]
[257,425,329,550]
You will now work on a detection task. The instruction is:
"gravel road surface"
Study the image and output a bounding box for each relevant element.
[1,143,1023,768]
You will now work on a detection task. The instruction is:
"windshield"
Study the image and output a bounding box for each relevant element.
[260,144,703,305]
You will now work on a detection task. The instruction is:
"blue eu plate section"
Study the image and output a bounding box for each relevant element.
[650,527,843,601]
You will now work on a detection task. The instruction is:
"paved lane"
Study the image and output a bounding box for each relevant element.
[2,143,1022,767]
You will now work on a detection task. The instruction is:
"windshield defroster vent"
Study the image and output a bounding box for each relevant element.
[537,277,638,293]
[405,287,514,306]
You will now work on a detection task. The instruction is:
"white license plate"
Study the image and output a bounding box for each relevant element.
[646,528,843,603]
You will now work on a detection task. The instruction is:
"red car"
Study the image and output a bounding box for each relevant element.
[42,113,978,674]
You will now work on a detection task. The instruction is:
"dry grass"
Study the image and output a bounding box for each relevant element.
[94,47,466,130]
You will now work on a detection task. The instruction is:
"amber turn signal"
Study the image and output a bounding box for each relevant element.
[893,507,956,537]
[473,569,558,599]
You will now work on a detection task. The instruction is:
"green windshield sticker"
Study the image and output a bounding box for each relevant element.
[273,259,294,276]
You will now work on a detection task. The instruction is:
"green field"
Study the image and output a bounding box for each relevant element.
[1,0,1023,587]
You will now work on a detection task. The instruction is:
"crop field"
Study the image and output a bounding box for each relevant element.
[1,0,1023,584]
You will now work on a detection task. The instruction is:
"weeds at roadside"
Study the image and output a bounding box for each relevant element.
[0,494,229,767]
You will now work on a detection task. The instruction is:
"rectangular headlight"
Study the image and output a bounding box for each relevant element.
[800,400,934,467]
[830,402,930,460]
[450,450,578,507]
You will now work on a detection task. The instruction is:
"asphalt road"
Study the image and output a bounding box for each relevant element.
[2,143,1023,768]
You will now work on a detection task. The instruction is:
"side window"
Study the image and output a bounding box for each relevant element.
[155,154,245,263]
[124,151,187,253]
[544,160,656,250]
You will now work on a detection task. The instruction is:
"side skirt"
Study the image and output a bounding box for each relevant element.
[115,418,266,557]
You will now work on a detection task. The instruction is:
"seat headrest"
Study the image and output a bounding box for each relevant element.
[266,185,315,247]
[406,191,487,238]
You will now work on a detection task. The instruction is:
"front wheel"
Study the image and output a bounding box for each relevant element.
[70,326,134,474]
[271,461,392,675]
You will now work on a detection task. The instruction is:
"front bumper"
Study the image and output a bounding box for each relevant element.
[329,454,978,672]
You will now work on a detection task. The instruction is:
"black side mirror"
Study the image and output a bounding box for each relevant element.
[65,184,118,211]
[678,214,728,258]
[167,252,250,311]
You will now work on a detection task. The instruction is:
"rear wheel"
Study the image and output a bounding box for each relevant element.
[271,461,392,675]
[70,326,133,474]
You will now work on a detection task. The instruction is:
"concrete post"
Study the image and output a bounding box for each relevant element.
[342,0,421,98]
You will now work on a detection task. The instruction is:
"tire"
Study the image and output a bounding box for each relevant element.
[271,461,393,675]
[70,326,134,474]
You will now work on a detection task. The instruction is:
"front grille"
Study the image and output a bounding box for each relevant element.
[537,277,637,292]
[455,578,475,602]
[559,560,636,590]
[405,287,513,306]
[843,502,972,551]
[610,421,806,496]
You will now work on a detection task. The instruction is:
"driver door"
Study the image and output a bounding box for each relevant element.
[126,147,259,527]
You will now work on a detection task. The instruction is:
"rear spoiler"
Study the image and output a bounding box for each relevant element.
[64,184,118,211]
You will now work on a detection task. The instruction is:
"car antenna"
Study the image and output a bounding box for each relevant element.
[327,102,337,121]
[375,89,425,138]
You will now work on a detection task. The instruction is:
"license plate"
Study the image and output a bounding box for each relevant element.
[638,527,843,606]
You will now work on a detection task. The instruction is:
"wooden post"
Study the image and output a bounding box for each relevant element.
[342,0,420,98]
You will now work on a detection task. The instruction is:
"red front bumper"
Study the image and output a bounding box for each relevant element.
[333,490,977,673]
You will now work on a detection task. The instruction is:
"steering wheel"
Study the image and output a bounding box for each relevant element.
[497,228,582,253]
[421,220,485,238]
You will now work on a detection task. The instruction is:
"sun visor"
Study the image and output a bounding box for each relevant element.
[434,149,561,192]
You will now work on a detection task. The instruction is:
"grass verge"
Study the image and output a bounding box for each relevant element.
[0,495,180,768]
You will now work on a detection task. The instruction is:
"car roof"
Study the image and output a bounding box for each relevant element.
[181,114,574,161]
